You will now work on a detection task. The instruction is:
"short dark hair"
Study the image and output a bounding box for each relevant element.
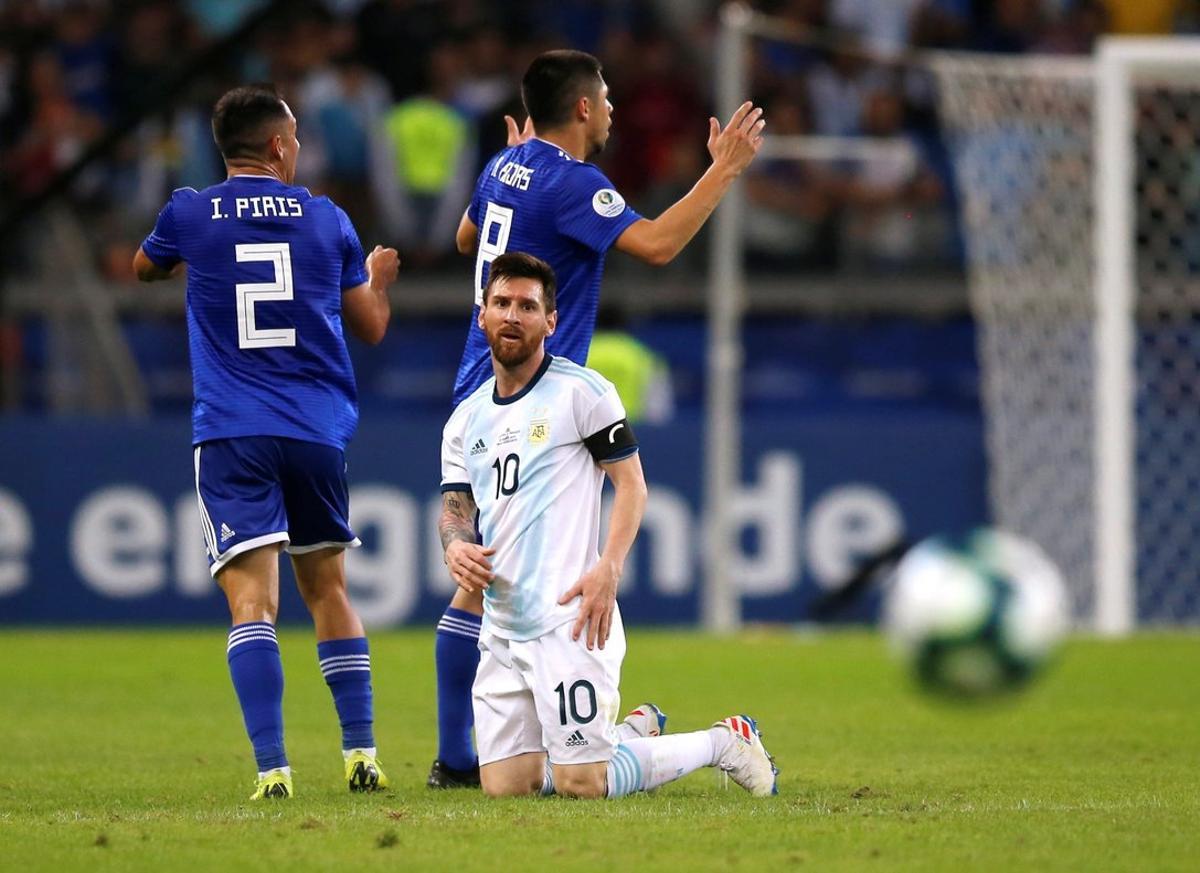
[484,252,557,312]
[211,84,290,161]
[521,50,603,129]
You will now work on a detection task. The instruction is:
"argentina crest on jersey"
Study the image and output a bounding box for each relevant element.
[528,405,550,444]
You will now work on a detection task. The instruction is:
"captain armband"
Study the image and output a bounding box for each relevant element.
[584,418,638,463]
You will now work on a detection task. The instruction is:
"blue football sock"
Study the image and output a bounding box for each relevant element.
[317,636,375,750]
[434,607,482,771]
[226,622,287,772]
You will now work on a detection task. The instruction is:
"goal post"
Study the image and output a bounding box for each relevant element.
[708,3,1200,631]
[1092,40,1138,637]
[702,2,752,633]
[934,37,1200,633]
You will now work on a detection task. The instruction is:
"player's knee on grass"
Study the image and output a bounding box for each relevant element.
[553,762,607,800]
[480,754,544,797]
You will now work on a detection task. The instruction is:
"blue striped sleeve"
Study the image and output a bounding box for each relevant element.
[336,204,368,289]
[553,165,642,253]
[140,196,182,269]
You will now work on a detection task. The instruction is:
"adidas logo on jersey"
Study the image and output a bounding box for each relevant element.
[469,438,487,456]
[565,730,589,748]
[220,523,236,543]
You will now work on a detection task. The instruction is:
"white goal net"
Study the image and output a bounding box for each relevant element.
[933,40,1200,630]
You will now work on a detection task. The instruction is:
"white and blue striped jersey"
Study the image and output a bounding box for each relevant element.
[441,355,638,641]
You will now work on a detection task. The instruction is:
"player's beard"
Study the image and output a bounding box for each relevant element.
[488,327,541,368]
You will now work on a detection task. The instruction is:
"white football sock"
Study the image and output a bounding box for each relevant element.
[606,730,720,798]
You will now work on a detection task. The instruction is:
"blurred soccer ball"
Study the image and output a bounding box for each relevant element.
[883,528,1068,697]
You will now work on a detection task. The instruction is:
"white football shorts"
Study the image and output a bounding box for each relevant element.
[473,607,626,767]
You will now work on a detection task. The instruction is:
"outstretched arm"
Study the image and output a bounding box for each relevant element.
[614,101,765,266]
[558,453,647,649]
[440,489,495,594]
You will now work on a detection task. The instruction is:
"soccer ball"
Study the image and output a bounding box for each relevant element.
[882,528,1068,697]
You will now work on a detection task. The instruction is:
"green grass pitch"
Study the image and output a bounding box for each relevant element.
[0,628,1196,871]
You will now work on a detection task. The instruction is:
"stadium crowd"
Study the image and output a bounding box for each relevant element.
[3,0,1194,285]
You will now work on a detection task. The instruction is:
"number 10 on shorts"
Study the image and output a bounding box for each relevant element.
[554,679,597,725]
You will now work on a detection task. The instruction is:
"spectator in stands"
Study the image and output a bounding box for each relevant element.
[6,49,103,199]
[354,0,444,101]
[454,23,529,174]
[969,0,1048,53]
[805,36,889,137]
[829,0,926,59]
[455,24,516,122]
[604,31,702,199]
[751,0,827,96]
[186,0,270,39]
[838,86,948,267]
[298,36,391,238]
[53,1,114,122]
[112,1,195,117]
[372,40,476,265]
[1037,0,1109,53]
[910,1,971,49]
[743,93,836,269]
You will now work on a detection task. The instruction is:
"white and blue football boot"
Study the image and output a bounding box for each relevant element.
[622,702,669,738]
[712,714,778,796]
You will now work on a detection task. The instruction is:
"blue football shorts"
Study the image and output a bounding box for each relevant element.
[193,436,361,577]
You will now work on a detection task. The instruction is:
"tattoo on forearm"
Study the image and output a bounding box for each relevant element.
[439,492,477,552]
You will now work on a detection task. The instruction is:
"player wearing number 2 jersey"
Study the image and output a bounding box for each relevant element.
[430,50,769,789]
[133,85,397,800]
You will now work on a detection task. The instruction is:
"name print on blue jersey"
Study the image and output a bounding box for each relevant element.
[495,160,535,191]
[209,195,305,220]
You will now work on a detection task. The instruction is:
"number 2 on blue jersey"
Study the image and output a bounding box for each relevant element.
[474,202,514,306]
[235,242,295,350]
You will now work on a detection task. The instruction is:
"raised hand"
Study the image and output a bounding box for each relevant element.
[707,101,766,176]
[504,114,535,147]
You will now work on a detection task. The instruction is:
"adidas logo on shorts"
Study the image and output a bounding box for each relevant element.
[565,730,588,748]
[469,438,487,456]
[220,523,236,543]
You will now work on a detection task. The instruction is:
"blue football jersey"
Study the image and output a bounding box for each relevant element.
[140,175,368,449]
[452,138,642,406]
